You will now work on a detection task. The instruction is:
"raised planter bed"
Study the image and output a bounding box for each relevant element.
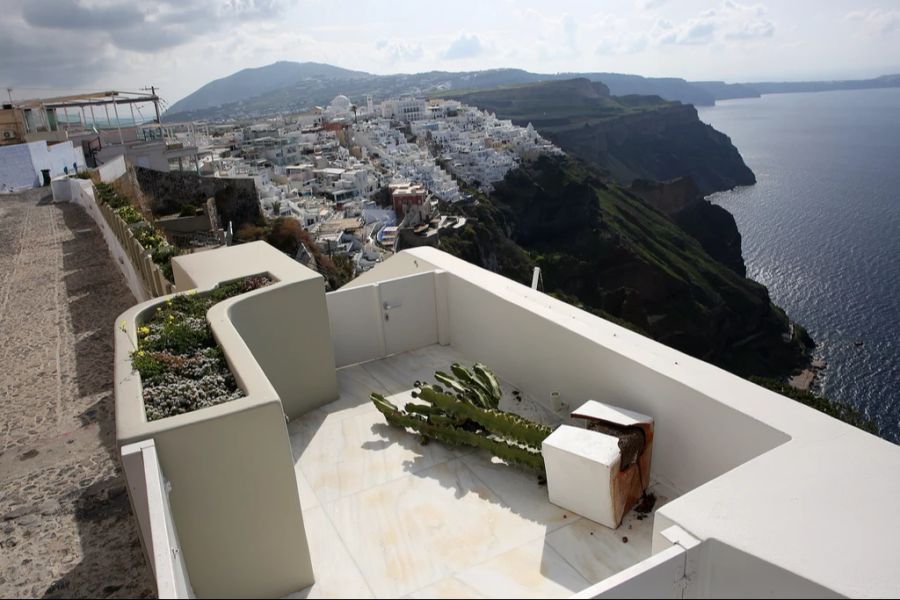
[128,275,272,421]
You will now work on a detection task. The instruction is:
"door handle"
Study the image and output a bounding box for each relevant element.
[383,302,402,310]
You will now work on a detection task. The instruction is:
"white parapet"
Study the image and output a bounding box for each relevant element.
[121,439,194,599]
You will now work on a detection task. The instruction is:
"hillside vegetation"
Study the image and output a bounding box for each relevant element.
[440,155,811,379]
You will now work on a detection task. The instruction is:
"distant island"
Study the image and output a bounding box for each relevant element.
[164,61,900,121]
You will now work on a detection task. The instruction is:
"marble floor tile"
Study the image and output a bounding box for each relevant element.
[543,517,648,585]
[361,346,465,395]
[280,345,671,598]
[454,538,591,599]
[544,480,671,584]
[405,577,486,599]
[287,506,374,599]
[460,451,577,533]
[294,398,457,503]
[324,459,559,598]
[295,467,319,510]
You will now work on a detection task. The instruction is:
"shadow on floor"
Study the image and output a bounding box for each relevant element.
[38,199,154,598]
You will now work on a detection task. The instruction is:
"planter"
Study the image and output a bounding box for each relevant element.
[115,242,340,598]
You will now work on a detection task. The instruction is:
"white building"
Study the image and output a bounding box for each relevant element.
[0,139,86,191]
[381,95,428,122]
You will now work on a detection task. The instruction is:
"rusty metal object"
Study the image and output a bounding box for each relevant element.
[571,401,654,528]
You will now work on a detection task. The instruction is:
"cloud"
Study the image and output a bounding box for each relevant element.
[376,39,425,63]
[0,0,295,95]
[592,15,651,56]
[443,34,485,60]
[639,0,667,10]
[663,18,717,45]
[846,9,900,36]
[0,25,113,88]
[657,1,774,46]
[561,14,579,52]
[521,9,582,61]
[19,0,290,54]
[23,0,143,30]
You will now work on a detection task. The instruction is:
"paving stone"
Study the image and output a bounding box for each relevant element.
[0,189,154,598]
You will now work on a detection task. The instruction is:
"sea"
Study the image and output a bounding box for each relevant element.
[698,87,900,443]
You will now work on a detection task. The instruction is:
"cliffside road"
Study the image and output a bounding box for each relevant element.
[0,188,154,598]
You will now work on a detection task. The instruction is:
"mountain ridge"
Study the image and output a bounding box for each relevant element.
[163,61,900,121]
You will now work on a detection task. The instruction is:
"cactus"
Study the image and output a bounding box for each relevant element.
[370,363,553,474]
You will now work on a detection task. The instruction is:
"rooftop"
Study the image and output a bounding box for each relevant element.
[110,242,900,599]
[288,344,675,598]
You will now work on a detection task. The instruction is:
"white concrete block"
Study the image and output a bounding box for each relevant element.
[542,424,622,528]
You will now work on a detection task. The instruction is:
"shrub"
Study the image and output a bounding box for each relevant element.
[235,223,268,243]
[134,225,167,251]
[265,217,304,256]
[130,276,273,420]
[179,204,201,217]
[151,245,182,282]
[116,205,144,225]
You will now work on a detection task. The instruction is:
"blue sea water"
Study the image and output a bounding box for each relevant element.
[698,88,900,443]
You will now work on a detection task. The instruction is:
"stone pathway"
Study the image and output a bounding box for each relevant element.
[0,188,154,598]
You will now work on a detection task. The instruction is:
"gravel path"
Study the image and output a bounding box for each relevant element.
[0,188,154,598]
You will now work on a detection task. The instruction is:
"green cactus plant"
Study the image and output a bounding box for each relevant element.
[370,363,553,473]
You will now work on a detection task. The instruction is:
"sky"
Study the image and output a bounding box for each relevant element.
[1,0,899,106]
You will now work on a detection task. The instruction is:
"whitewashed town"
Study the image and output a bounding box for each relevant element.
[202,93,562,274]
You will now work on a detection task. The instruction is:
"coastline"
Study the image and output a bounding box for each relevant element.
[788,357,826,392]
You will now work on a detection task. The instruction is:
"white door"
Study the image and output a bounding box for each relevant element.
[377,272,438,356]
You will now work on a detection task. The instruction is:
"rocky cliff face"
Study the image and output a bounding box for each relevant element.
[440,156,811,379]
[452,78,756,196]
[630,178,746,276]
[543,103,756,196]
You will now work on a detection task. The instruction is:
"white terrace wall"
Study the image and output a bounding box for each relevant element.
[345,250,789,495]
[691,540,844,599]
[444,271,789,494]
[326,271,445,368]
[98,155,127,183]
[56,177,148,301]
[121,440,194,599]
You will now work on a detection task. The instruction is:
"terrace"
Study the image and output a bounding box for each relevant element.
[111,243,900,599]
[288,344,675,598]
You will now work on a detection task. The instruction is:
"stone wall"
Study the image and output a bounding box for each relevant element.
[134,166,262,229]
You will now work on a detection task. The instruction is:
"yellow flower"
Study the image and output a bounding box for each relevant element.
[136,350,145,357]
[139,326,150,335]
[188,290,198,296]
[168,314,176,321]
[118,320,127,332]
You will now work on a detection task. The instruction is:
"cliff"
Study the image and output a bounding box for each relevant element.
[630,178,746,276]
[439,156,811,379]
[449,79,755,196]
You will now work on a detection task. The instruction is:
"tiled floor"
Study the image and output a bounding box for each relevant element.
[287,345,674,599]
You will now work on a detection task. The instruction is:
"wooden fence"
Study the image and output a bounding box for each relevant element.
[97,200,176,298]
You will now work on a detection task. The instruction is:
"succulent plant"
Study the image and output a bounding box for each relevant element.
[131,276,273,421]
[371,364,553,473]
